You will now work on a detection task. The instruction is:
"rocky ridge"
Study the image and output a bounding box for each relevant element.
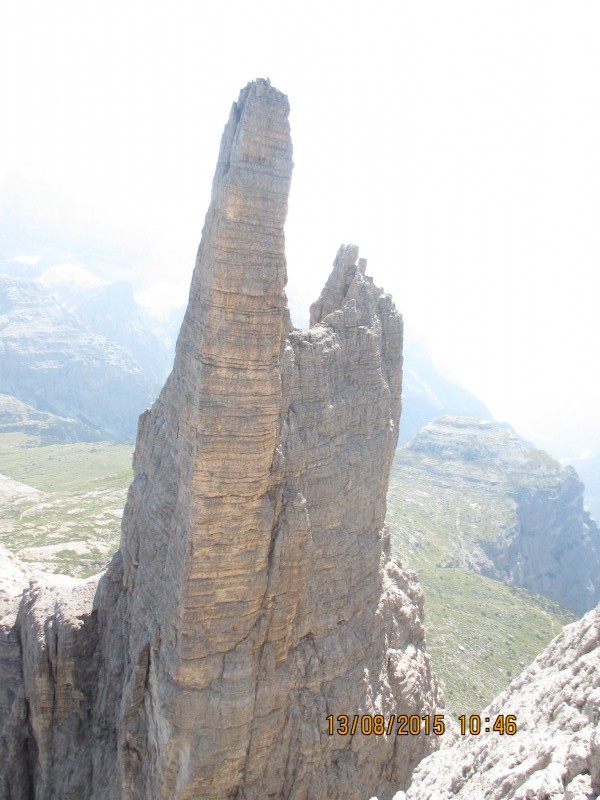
[0,80,442,799]
[397,416,600,615]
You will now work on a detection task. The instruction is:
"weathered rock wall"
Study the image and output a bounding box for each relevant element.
[0,546,102,800]
[500,472,600,615]
[0,80,443,800]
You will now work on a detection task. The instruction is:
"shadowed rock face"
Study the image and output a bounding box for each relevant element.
[0,79,442,800]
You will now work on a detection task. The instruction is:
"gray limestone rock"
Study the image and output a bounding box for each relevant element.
[394,603,600,800]
[0,80,443,799]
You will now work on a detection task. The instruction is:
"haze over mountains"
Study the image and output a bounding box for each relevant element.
[566,451,600,524]
[0,246,493,449]
[0,274,152,440]
[2,200,599,464]
[3,240,600,522]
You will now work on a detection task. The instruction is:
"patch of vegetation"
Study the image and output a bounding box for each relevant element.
[0,433,133,492]
[409,566,573,714]
[387,450,576,715]
[0,433,133,576]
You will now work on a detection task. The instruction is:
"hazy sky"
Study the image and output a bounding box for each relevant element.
[1,1,599,454]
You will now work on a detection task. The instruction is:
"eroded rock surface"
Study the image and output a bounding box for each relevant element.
[0,79,443,799]
[394,603,600,800]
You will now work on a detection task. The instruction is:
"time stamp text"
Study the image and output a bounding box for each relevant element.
[326,714,518,737]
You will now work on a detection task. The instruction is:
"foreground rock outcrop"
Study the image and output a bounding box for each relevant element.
[394,602,600,800]
[0,80,443,799]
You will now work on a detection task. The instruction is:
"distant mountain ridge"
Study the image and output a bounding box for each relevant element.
[39,266,174,387]
[0,276,153,440]
[398,416,600,615]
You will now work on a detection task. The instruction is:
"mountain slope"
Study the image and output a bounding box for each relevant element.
[0,392,103,444]
[396,416,600,615]
[386,416,591,712]
[0,435,132,577]
[39,266,174,386]
[0,276,154,439]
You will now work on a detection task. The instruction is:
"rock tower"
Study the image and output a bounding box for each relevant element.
[0,79,442,800]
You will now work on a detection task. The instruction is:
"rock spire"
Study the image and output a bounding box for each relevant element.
[0,79,442,800]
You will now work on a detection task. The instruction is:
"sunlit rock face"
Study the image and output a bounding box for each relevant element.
[0,79,443,800]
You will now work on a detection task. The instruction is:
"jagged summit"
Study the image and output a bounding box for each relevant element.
[310,244,366,325]
[0,80,443,799]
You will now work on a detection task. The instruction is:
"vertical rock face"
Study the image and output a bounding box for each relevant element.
[0,80,442,800]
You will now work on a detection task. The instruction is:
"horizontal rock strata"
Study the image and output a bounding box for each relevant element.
[0,79,443,800]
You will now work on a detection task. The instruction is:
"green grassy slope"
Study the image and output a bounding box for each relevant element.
[387,452,576,714]
[0,433,133,577]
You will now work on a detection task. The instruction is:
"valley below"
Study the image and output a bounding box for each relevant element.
[387,446,576,713]
[0,433,131,577]
[0,416,585,719]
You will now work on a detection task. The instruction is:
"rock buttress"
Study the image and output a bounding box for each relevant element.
[0,80,443,800]
[404,416,600,615]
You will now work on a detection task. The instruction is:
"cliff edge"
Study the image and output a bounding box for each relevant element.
[401,416,600,615]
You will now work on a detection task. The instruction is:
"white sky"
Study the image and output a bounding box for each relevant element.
[1,0,599,454]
